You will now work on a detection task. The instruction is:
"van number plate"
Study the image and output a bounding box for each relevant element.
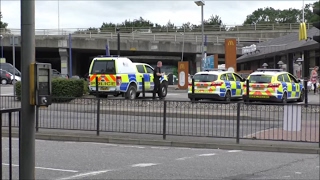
[91,82,116,86]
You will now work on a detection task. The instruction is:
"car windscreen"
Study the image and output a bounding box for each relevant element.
[249,75,272,83]
[90,60,116,74]
[193,74,218,82]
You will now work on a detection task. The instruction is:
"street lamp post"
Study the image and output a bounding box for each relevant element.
[194,0,205,71]
[0,34,3,58]
[180,32,184,61]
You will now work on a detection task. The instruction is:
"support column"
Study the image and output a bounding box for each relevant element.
[303,50,310,79]
[288,53,294,74]
[59,48,68,75]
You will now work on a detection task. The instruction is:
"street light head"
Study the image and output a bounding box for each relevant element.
[0,35,3,39]
[262,63,268,68]
[296,57,303,62]
[194,0,205,6]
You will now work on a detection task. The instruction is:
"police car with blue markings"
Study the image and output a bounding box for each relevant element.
[88,55,168,99]
[188,69,246,101]
[244,68,305,103]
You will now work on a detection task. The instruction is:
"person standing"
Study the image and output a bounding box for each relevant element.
[310,66,319,94]
[153,61,164,99]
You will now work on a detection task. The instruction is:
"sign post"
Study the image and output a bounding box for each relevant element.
[178,61,189,90]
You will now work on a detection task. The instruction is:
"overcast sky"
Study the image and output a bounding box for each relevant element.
[0,0,317,29]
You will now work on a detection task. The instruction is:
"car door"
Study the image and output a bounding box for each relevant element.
[136,64,148,91]
[144,65,155,91]
[233,73,243,97]
[226,73,236,97]
[282,74,293,99]
[288,73,300,99]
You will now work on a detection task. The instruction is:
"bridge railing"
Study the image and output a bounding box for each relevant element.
[0,23,310,36]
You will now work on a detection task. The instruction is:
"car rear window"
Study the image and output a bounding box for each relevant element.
[91,60,116,74]
[193,74,218,82]
[249,75,272,83]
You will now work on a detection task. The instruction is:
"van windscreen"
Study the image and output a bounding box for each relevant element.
[91,60,116,74]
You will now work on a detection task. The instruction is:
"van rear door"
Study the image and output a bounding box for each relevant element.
[89,59,117,92]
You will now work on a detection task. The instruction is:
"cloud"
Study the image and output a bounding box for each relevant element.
[0,0,317,29]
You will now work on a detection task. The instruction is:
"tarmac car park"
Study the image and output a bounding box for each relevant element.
[187,69,246,102]
[243,69,305,103]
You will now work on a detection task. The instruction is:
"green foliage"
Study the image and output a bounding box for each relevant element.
[0,12,8,29]
[14,79,86,103]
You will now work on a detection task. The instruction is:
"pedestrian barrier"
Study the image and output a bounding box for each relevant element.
[0,108,21,180]
[0,96,319,146]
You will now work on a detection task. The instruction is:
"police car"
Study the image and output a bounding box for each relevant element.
[243,68,305,103]
[88,55,168,99]
[188,69,246,101]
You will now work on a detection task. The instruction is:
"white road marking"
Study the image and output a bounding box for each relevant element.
[243,128,275,138]
[56,170,113,180]
[176,157,193,160]
[167,93,179,96]
[131,163,158,167]
[0,93,14,96]
[91,143,118,146]
[283,175,290,178]
[120,145,145,149]
[150,147,169,150]
[227,150,243,153]
[295,172,302,174]
[198,153,216,157]
[2,163,78,173]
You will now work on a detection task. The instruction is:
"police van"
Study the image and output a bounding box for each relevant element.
[88,55,168,99]
[188,69,245,101]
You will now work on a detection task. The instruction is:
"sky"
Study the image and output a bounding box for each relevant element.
[0,0,318,30]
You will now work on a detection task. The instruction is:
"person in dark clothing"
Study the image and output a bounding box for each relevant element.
[153,61,164,99]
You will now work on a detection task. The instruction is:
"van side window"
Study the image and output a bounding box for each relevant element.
[220,74,227,80]
[136,65,146,73]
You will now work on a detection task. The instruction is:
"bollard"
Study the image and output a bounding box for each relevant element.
[142,77,145,98]
[304,80,308,107]
[95,76,99,97]
[191,78,195,101]
[246,79,250,102]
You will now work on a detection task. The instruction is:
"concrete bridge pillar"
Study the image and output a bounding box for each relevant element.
[58,48,68,75]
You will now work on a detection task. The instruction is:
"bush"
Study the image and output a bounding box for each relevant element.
[14,78,86,102]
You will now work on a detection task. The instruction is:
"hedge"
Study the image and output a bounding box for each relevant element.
[15,78,87,102]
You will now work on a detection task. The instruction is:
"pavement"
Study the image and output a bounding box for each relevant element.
[1,137,319,179]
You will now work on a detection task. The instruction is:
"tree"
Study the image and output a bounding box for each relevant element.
[202,15,226,31]
[0,12,8,29]
[303,1,320,23]
[74,27,99,34]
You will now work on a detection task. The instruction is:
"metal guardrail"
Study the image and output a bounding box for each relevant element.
[0,108,21,180]
[0,23,310,35]
[1,96,319,145]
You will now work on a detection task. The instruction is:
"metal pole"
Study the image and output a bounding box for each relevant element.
[117,30,120,56]
[69,33,72,76]
[302,0,305,22]
[181,33,184,61]
[200,5,204,71]
[58,0,60,35]
[20,0,36,179]
[12,35,16,96]
[1,37,3,58]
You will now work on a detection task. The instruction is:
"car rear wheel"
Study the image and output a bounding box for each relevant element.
[1,79,8,85]
[297,90,304,102]
[160,83,167,97]
[125,84,137,100]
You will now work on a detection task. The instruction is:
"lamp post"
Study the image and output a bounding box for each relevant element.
[116,28,120,56]
[180,32,184,61]
[194,0,205,71]
[0,34,3,58]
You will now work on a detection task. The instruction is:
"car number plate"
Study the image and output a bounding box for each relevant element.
[254,87,264,90]
[100,87,109,90]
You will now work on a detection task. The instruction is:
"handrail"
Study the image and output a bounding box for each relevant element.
[0,32,274,43]
[0,23,310,35]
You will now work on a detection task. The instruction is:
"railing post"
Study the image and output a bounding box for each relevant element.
[162,101,167,140]
[175,35,176,42]
[236,103,240,144]
[96,98,100,136]
[153,35,156,41]
[95,76,99,97]
[216,36,218,44]
[304,80,308,107]
[192,78,195,102]
[246,79,249,102]
[8,112,12,180]
[142,77,145,98]
[0,113,2,179]
[35,107,39,132]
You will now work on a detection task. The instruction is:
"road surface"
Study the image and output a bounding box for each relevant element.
[1,138,319,179]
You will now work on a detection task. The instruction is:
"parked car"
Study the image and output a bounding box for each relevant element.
[0,69,12,85]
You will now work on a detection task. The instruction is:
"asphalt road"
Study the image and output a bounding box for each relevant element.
[1,138,319,179]
[2,84,320,103]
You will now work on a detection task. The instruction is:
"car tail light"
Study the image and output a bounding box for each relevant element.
[267,83,280,88]
[5,73,10,78]
[243,84,246,88]
[211,81,223,86]
[116,76,122,86]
